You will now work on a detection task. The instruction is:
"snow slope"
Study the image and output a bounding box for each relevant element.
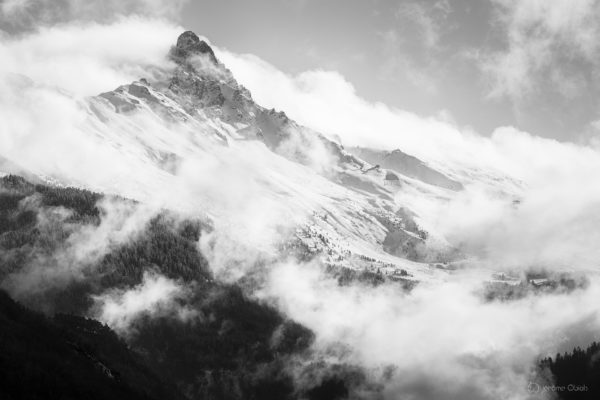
[0,31,521,281]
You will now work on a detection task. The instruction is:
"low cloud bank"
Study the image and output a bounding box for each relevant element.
[2,196,155,302]
[92,271,197,335]
[261,261,600,399]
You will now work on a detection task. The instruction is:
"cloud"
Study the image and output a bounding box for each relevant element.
[0,0,187,31]
[402,127,600,270]
[482,0,600,101]
[393,0,451,50]
[0,17,182,96]
[0,74,156,195]
[261,261,600,399]
[65,197,156,264]
[377,29,439,94]
[375,0,452,94]
[1,196,156,301]
[214,46,543,177]
[218,47,600,271]
[0,17,187,198]
[92,271,197,335]
[0,16,315,289]
[185,140,325,281]
[217,49,484,169]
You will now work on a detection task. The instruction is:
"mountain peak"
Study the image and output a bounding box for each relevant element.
[171,31,218,64]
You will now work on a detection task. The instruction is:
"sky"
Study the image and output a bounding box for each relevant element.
[181,0,600,143]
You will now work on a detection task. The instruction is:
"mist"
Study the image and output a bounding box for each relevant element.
[92,270,197,335]
[2,1,600,399]
[218,48,600,273]
[259,261,600,399]
[1,195,155,304]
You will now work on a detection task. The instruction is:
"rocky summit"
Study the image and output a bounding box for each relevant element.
[170,30,218,64]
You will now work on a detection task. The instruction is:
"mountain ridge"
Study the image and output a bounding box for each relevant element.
[1,31,512,279]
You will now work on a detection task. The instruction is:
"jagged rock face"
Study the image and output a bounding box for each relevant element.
[166,33,326,154]
[170,31,218,64]
[168,73,227,108]
[95,31,364,172]
[163,31,260,120]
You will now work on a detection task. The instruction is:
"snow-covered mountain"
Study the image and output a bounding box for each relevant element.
[5,27,600,400]
[1,31,518,281]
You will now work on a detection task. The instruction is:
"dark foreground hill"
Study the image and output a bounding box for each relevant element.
[0,174,357,400]
[538,343,600,400]
[0,289,186,400]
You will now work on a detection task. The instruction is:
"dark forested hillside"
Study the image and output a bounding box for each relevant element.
[0,289,186,400]
[0,175,359,400]
[538,342,600,399]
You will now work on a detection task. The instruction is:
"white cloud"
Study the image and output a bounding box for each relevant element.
[261,261,600,399]
[1,197,156,301]
[218,48,600,271]
[93,271,197,334]
[217,49,484,168]
[0,0,187,30]
[0,17,182,96]
[377,29,439,94]
[482,0,600,100]
[0,17,186,198]
[375,0,452,95]
[394,0,450,50]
